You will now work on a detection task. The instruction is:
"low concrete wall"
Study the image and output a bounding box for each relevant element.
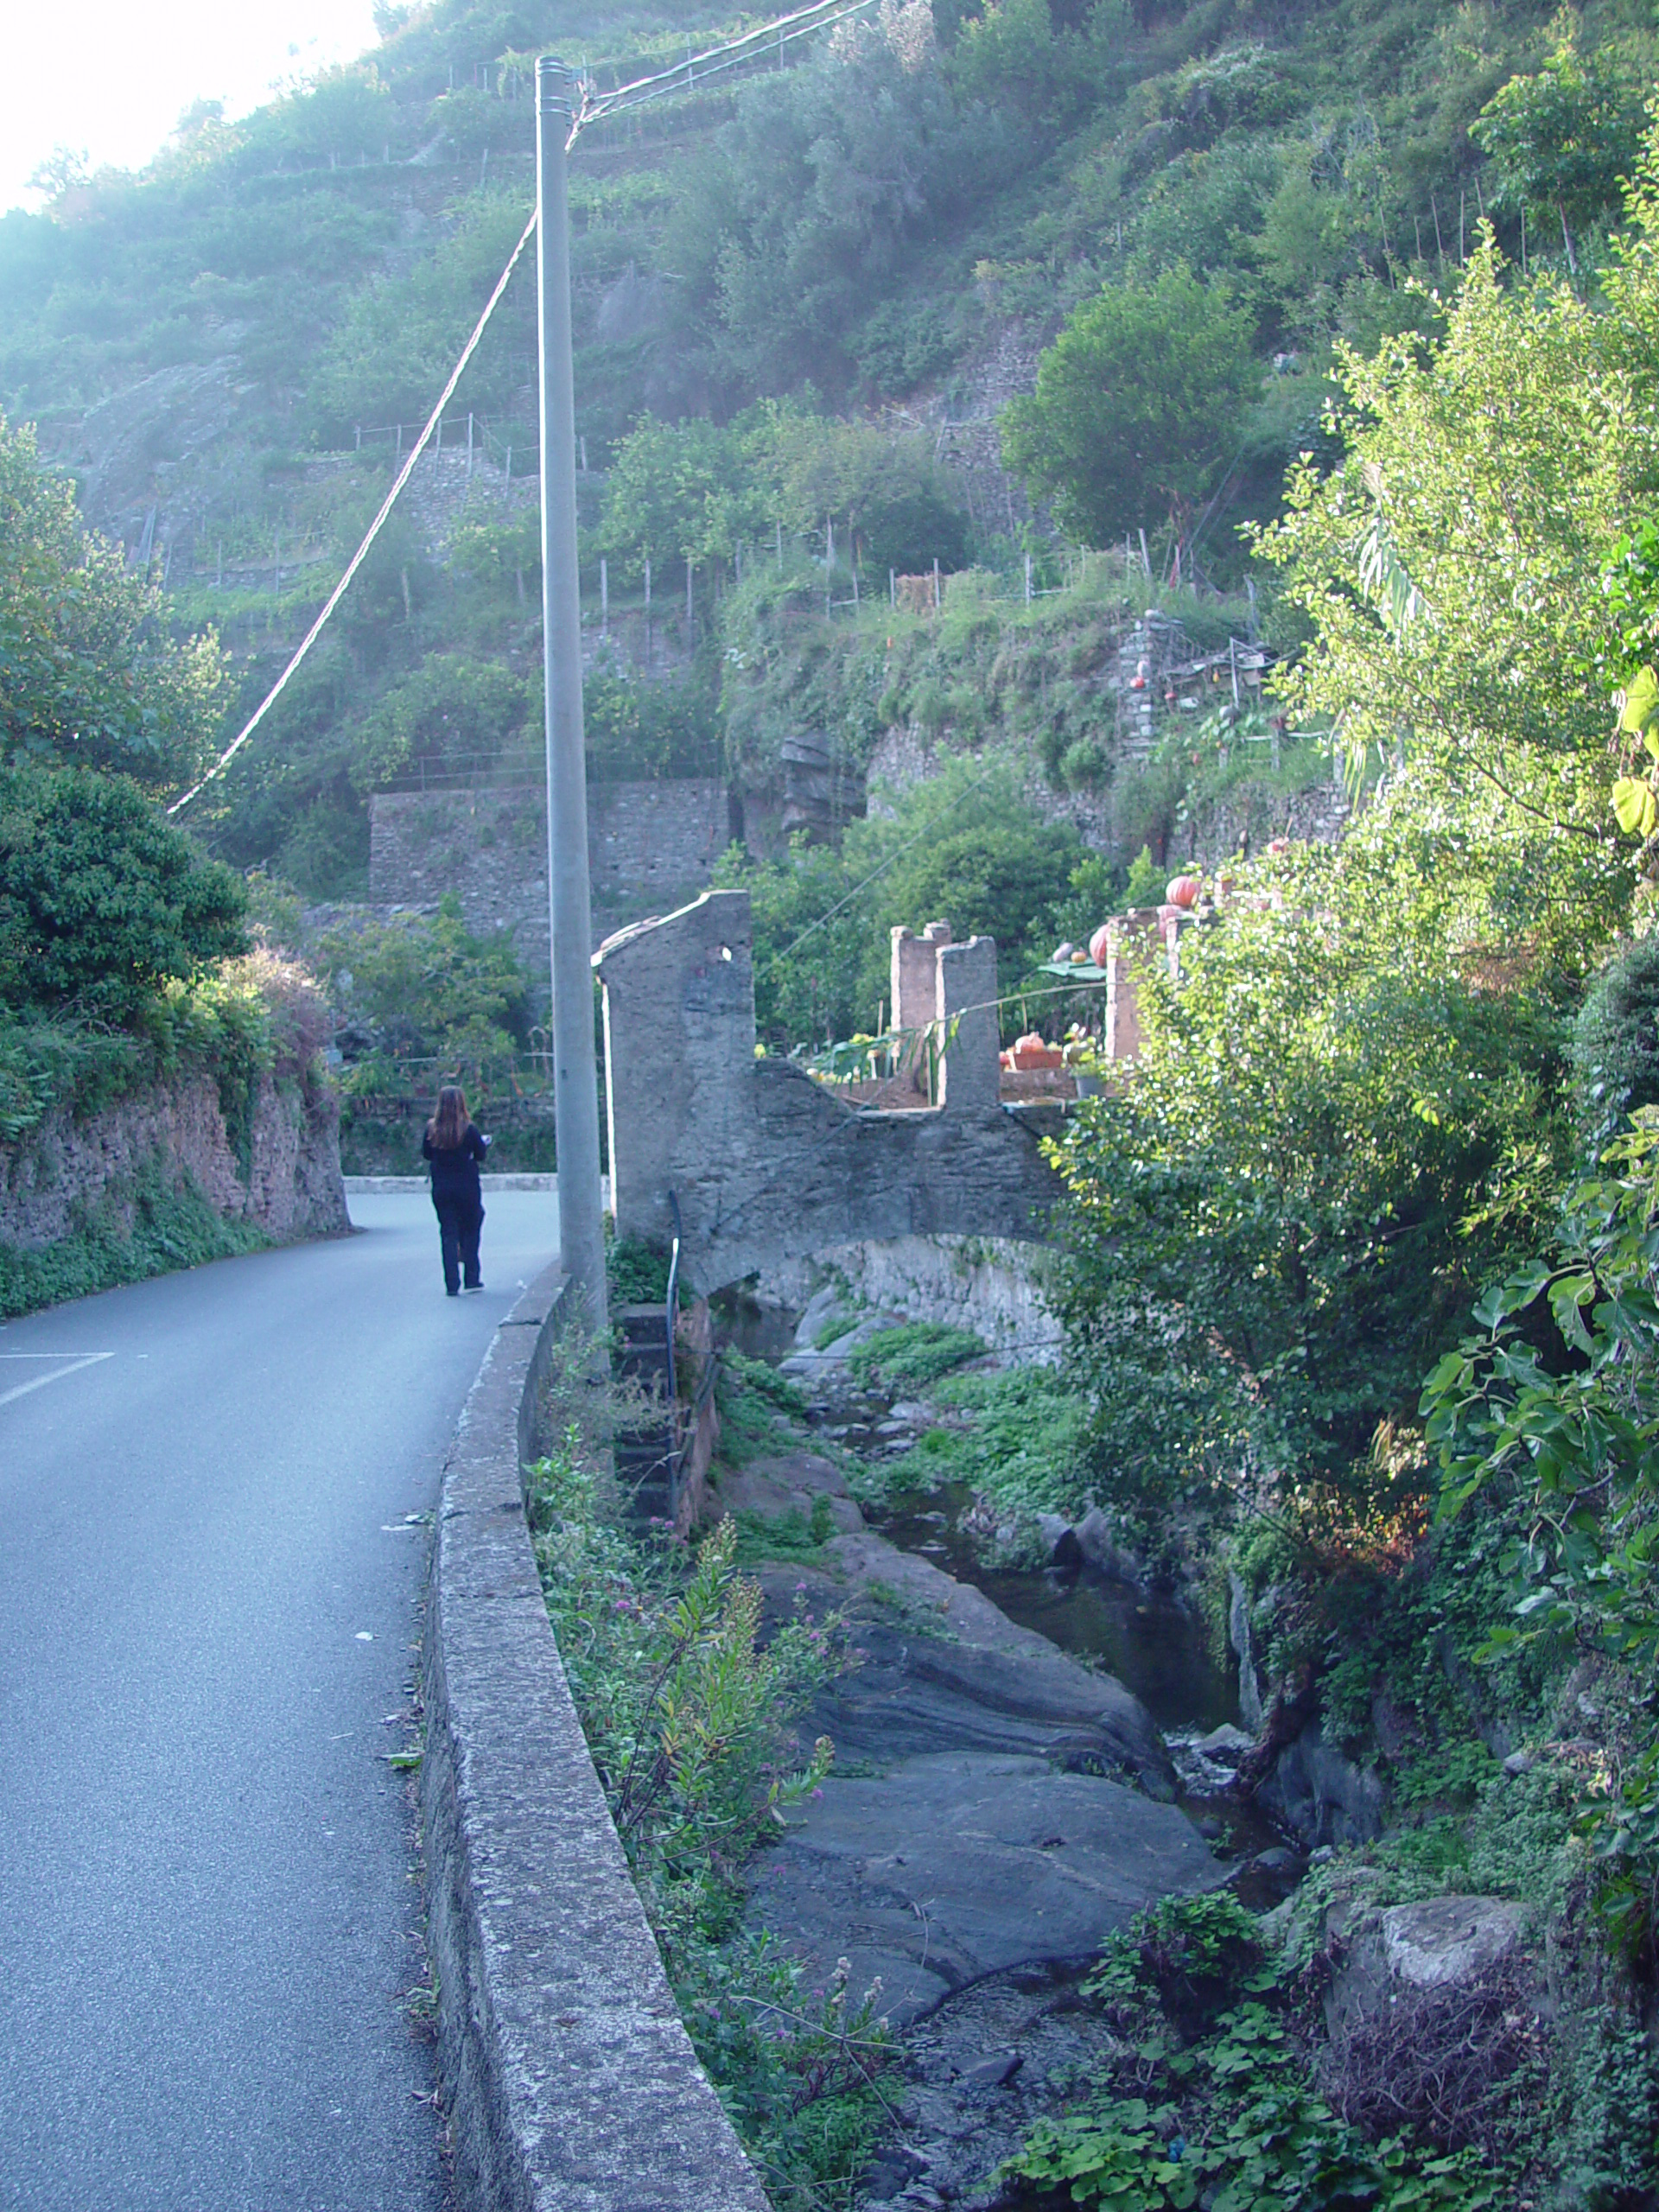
[422,1260,770,2212]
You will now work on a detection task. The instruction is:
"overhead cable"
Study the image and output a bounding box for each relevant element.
[168,204,539,817]
[168,0,875,817]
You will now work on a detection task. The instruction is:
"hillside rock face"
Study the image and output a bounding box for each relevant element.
[0,1069,348,1251]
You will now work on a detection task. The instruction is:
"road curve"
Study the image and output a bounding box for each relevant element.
[0,1191,560,2212]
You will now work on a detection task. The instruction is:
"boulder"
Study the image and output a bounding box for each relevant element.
[779,1607,1175,1794]
[747,1751,1225,2025]
[1198,1723,1254,1763]
[1323,1891,1533,2038]
[1071,1506,1147,1584]
[1255,1719,1386,1847]
[712,1450,866,1535]
[1382,1896,1529,1990]
[757,1528,1177,1798]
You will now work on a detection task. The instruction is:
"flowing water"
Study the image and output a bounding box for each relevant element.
[721,1332,1301,2205]
[795,1383,1295,1873]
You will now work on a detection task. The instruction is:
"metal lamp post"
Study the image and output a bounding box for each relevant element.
[537,57,608,1340]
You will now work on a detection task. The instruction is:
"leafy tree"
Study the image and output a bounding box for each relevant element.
[717,761,1084,1049]
[1050,836,1575,1512]
[710,835,868,1051]
[1000,265,1256,542]
[583,675,720,783]
[1471,14,1643,275]
[0,414,228,793]
[1571,934,1659,1158]
[597,414,764,581]
[308,188,534,435]
[844,761,1083,1020]
[0,763,247,1019]
[759,408,969,574]
[346,653,530,789]
[658,9,1017,397]
[321,895,528,1075]
[1423,1112,1659,1941]
[1252,240,1641,968]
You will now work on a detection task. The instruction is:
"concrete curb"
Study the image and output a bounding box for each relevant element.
[422,1261,771,2212]
[344,1174,563,1193]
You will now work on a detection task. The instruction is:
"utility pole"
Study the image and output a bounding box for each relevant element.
[537,56,607,1340]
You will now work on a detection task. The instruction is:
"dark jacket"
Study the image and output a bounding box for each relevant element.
[423,1122,488,1205]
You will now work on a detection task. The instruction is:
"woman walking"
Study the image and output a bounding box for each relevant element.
[423,1084,489,1296]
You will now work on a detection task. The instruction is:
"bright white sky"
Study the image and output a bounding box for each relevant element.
[0,0,384,217]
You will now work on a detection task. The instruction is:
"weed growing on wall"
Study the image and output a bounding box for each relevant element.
[844,1321,987,1395]
[524,1360,888,2209]
[0,1160,269,1319]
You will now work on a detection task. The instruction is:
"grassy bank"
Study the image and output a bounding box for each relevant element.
[524,1339,890,2209]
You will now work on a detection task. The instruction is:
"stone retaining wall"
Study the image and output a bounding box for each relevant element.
[0,1070,347,1250]
[367,780,735,966]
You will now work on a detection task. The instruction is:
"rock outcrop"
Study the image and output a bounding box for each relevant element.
[715,1448,1222,2028]
[749,1749,1224,2026]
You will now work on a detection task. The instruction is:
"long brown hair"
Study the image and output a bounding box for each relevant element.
[427,1084,472,1149]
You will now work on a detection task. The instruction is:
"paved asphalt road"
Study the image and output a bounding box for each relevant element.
[0,1191,560,2212]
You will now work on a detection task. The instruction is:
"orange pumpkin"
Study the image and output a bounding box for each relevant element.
[1166,874,1201,910]
[1088,923,1113,968]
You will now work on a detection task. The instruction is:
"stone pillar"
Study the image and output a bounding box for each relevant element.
[594,888,755,1250]
[1103,909,1161,1064]
[890,919,951,1098]
[937,935,999,1112]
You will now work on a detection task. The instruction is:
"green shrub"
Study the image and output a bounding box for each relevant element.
[0,763,248,1020]
[721,1349,810,1420]
[871,1365,1088,1517]
[0,1159,268,1318]
[1569,933,1659,1157]
[1004,1892,1506,2212]
[526,1427,885,2206]
[607,1234,671,1306]
[322,894,528,1077]
[845,1320,987,1394]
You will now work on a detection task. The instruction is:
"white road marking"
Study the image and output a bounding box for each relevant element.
[0,1353,115,1408]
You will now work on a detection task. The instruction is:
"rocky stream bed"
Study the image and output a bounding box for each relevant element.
[708,1311,1308,2209]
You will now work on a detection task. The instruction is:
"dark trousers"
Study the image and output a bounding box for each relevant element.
[432,1194,484,1294]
